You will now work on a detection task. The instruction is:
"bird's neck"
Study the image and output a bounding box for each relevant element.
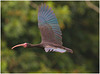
[28,43,43,48]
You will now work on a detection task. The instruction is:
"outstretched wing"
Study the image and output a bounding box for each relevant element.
[38,4,62,45]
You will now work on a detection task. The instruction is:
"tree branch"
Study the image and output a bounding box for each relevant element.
[85,1,99,13]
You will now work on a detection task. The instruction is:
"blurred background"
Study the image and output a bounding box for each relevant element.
[1,1,99,73]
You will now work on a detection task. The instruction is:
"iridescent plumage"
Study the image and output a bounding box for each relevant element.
[38,4,62,45]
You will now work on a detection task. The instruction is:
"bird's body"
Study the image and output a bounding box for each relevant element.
[12,4,73,53]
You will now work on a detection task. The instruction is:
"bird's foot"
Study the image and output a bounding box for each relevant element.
[65,48,73,54]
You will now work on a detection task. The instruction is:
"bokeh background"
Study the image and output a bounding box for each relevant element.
[1,1,99,73]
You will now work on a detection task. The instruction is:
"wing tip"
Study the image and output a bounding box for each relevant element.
[38,3,53,14]
[38,3,47,10]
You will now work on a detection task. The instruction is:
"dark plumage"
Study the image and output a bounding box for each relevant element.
[12,4,73,53]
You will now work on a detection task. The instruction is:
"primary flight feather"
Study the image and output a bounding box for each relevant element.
[38,4,62,45]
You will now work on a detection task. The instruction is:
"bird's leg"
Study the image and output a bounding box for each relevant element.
[11,43,28,49]
[65,48,73,54]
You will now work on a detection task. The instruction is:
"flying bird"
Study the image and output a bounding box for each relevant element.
[11,4,73,53]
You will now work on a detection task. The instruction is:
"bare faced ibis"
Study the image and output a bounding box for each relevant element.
[11,4,73,53]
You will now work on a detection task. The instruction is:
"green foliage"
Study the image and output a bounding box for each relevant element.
[1,1,99,73]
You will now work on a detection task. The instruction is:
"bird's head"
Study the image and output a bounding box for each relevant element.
[11,43,29,49]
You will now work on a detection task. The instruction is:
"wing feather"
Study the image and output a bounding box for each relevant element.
[38,4,62,45]
[45,47,66,53]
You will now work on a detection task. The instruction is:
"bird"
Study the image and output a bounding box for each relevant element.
[11,3,73,53]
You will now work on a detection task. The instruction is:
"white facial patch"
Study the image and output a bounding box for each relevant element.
[44,47,66,53]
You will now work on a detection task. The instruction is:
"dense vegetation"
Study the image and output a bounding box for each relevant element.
[1,1,99,73]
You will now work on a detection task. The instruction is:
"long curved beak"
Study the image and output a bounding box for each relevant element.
[11,44,24,49]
